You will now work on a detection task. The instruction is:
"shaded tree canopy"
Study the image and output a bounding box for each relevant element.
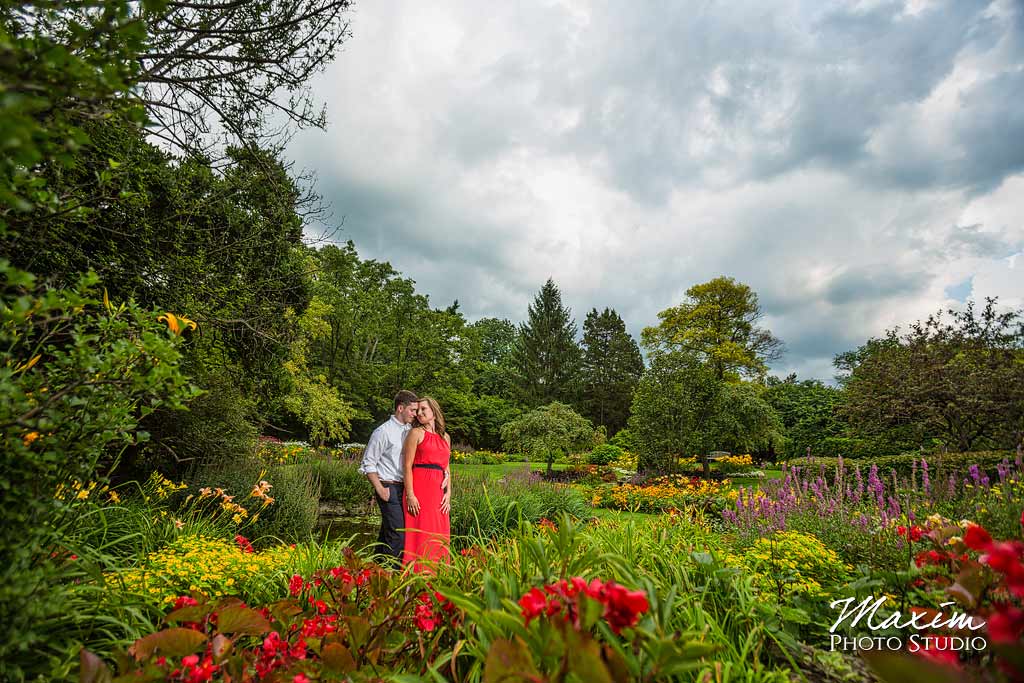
[836,298,1024,452]
[642,276,783,380]
[580,307,644,434]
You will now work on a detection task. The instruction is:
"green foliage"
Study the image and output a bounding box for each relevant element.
[500,402,595,474]
[836,298,1024,452]
[511,278,583,406]
[0,262,198,680]
[642,276,783,380]
[282,295,356,446]
[468,316,520,400]
[587,443,624,466]
[630,353,782,472]
[580,307,644,433]
[787,450,1016,478]
[307,458,373,503]
[764,374,846,459]
[257,466,321,543]
[450,471,588,542]
[0,1,149,222]
[607,427,639,452]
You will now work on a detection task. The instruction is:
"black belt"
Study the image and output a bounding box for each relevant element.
[413,463,445,471]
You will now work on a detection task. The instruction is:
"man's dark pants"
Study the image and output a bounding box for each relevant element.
[374,482,405,565]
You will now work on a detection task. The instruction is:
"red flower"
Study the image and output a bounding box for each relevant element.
[518,587,547,626]
[988,605,1024,643]
[964,524,993,551]
[415,601,437,631]
[603,582,650,634]
[293,675,309,683]
[288,574,304,597]
[913,636,960,668]
[234,534,254,553]
[173,595,199,610]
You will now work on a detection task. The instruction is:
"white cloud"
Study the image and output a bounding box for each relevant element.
[289,0,1024,382]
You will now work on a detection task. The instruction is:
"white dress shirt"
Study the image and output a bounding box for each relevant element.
[359,416,411,482]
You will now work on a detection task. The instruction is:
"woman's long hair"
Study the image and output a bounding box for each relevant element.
[417,395,446,437]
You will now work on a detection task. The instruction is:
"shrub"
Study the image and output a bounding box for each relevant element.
[786,450,1015,478]
[259,466,320,543]
[451,469,588,544]
[0,264,197,680]
[716,453,754,474]
[588,443,624,466]
[308,458,373,504]
[727,530,850,598]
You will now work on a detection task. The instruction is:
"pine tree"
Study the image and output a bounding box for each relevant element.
[512,279,582,406]
[581,308,644,433]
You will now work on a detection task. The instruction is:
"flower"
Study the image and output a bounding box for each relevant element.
[964,524,993,551]
[289,574,305,597]
[518,587,547,626]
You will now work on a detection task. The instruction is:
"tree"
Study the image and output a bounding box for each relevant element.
[764,374,846,460]
[836,298,1024,452]
[641,276,783,380]
[468,317,519,399]
[580,308,644,433]
[512,279,582,406]
[500,402,594,476]
[1,1,150,225]
[629,353,780,473]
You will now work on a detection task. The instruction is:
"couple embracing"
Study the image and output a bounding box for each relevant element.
[358,391,452,568]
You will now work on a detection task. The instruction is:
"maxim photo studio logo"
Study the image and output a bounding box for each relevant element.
[828,595,987,653]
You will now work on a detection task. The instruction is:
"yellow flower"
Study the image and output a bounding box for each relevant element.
[76,489,90,500]
[22,432,41,447]
[108,490,121,504]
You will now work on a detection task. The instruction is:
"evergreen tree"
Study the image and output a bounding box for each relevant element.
[512,279,582,406]
[580,308,644,433]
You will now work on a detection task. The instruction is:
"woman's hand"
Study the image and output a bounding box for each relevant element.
[406,493,420,516]
[440,490,450,515]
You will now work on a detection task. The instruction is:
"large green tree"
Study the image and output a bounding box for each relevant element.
[629,353,780,472]
[580,307,644,433]
[836,299,1024,452]
[512,279,582,406]
[764,374,846,459]
[642,276,783,380]
[468,317,519,400]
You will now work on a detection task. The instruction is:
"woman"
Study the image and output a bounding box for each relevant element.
[402,396,451,567]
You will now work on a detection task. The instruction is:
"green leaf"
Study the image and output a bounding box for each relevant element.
[215,605,271,635]
[861,651,961,683]
[483,637,540,683]
[322,642,357,673]
[129,628,207,661]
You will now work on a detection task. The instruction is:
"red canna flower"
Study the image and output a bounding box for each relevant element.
[288,574,304,597]
[964,524,993,551]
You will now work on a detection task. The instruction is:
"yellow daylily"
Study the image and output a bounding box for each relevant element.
[15,354,41,374]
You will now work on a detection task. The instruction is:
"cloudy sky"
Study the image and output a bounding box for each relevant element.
[287,0,1024,381]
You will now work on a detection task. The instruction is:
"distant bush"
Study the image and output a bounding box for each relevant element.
[786,450,1016,478]
[308,458,372,504]
[587,443,624,466]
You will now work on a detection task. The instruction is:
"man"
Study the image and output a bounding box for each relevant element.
[359,390,419,563]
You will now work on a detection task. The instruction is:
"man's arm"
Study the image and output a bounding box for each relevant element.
[360,429,391,501]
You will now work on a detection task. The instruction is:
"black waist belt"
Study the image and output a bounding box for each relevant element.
[413,463,445,471]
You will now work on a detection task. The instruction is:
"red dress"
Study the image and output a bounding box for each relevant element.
[402,430,451,568]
